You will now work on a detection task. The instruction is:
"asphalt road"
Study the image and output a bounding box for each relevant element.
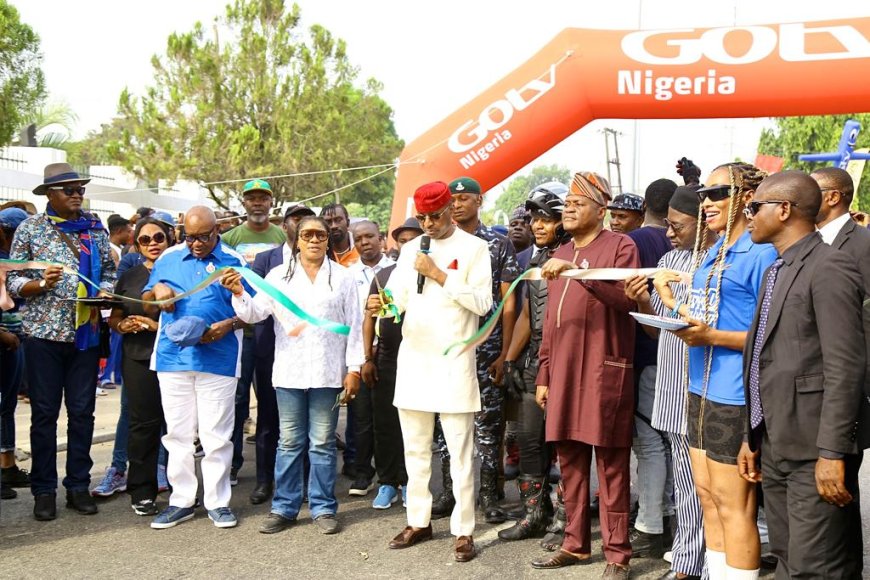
[1,390,867,578]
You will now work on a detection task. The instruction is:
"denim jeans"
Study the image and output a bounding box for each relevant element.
[111,383,129,472]
[231,335,256,471]
[272,387,340,520]
[633,365,674,534]
[0,346,24,452]
[26,338,100,495]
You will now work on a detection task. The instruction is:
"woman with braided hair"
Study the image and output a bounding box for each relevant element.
[654,163,777,580]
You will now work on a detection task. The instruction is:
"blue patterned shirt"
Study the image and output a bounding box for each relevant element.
[6,212,116,343]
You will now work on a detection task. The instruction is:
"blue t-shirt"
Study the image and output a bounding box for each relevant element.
[687,230,777,405]
[144,241,250,378]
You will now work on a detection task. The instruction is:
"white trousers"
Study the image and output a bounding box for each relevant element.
[158,371,236,510]
[398,409,475,537]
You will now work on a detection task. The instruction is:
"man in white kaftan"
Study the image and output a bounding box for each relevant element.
[372,181,491,562]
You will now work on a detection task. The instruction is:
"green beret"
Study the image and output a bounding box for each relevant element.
[242,179,273,195]
[448,176,482,195]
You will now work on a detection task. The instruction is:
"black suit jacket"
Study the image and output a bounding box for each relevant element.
[251,244,287,359]
[743,233,865,460]
[831,217,870,448]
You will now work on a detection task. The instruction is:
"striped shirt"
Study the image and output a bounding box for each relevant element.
[649,249,693,435]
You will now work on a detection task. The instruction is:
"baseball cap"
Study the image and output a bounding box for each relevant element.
[284,203,315,220]
[164,316,209,347]
[0,207,28,230]
[606,193,645,212]
[242,179,273,195]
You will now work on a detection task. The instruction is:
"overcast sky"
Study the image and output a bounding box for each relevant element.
[13,0,869,206]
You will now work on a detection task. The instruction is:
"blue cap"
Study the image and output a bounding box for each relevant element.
[164,316,208,347]
[0,208,28,230]
[151,210,176,227]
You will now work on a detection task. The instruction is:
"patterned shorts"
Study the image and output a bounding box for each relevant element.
[686,392,746,466]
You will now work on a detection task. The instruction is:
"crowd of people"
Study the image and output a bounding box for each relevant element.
[0,157,868,579]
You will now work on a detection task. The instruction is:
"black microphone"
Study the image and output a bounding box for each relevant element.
[417,235,431,294]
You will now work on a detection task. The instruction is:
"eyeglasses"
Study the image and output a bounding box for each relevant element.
[137,232,167,246]
[299,229,328,242]
[697,185,733,203]
[743,200,799,218]
[414,206,449,224]
[48,185,86,196]
[184,230,215,244]
[664,218,691,233]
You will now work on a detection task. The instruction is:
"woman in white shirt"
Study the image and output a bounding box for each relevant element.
[221,216,363,535]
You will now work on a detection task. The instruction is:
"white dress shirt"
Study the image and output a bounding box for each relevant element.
[231,258,364,389]
[349,253,394,308]
[818,212,852,245]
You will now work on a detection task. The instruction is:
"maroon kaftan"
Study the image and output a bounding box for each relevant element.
[536,230,639,448]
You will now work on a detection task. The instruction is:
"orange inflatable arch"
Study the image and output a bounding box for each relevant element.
[389,17,870,230]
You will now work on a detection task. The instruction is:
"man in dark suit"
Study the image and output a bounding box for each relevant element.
[813,167,870,449]
[738,170,866,578]
[247,208,306,505]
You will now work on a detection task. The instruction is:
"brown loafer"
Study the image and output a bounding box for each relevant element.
[454,535,475,562]
[602,562,631,578]
[530,549,591,569]
[388,524,433,549]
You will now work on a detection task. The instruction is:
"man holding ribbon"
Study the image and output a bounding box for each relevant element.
[531,172,639,578]
[142,206,247,529]
[369,181,492,563]
[6,163,116,521]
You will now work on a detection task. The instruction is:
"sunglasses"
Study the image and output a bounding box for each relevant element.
[137,232,167,246]
[48,185,86,196]
[697,185,733,203]
[415,206,449,224]
[184,230,215,244]
[299,229,328,242]
[743,200,799,218]
[663,218,691,233]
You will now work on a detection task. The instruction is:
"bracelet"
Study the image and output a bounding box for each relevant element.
[670,300,683,318]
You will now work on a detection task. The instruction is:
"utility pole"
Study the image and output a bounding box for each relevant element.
[602,128,624,194]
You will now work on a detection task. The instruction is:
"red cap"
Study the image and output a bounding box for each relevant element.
[413,181,452,213]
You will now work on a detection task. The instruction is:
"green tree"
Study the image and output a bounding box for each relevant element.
[17,99,78,148]
[484,164,571,224]
[110,0,403,208]
[0,1,46,146]
[758,114,870,210]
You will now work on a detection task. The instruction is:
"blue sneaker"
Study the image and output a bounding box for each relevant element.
[372,485,398,509]
[150,505,195,529]
[91,466,127,497]
[402,486,407,508]
[208,506,238,528]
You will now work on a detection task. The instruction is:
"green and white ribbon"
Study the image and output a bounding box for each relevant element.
[443,266,666,357]
[0,259,350,336]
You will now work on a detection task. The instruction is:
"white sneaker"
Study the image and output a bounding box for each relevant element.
[95,387,108,397]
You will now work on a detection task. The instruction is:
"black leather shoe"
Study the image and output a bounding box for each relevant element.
[1,485,17,500]
[249,482,273,505]
[34,493,57,521]
[66,490,98,515]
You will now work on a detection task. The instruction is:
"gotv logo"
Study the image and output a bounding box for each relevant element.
[448,65,557,154]
[621,22,870,65]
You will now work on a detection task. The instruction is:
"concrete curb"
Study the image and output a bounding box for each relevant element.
[18,431,116,455]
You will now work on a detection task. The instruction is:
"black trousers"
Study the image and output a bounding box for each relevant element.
[254,355,279,485]
[123,357,163,502]
[761,433,863,578]
[352,380,376,481]
[371,366,406,487]
[516,364,551,476]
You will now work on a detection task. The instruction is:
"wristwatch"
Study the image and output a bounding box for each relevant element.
[38,279,47,291]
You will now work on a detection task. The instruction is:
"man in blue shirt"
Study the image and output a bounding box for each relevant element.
[142,206,248,529]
